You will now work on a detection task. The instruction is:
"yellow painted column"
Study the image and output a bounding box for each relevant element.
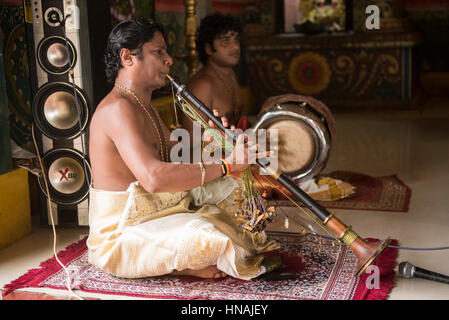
[0,168,31,250]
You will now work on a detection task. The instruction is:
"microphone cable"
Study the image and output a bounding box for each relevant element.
[387,244,449,251]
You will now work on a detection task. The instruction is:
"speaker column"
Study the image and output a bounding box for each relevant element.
[24,0,108,227]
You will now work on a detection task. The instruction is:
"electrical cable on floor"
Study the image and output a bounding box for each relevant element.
[252,163,449,253]
[387,245,449,251]
[32,126,84,301]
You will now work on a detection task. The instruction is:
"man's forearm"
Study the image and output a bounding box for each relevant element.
[143,162,224,193]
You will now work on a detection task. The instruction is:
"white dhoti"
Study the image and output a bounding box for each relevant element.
[86,177,280,280]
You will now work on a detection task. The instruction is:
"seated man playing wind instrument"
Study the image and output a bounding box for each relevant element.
[87,18,279,280]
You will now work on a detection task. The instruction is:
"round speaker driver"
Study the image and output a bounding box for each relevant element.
[32,81,89,140]
[37,36,76,75]
[38,148,91,205]
[43,91,79,130]
[47,42,70,68]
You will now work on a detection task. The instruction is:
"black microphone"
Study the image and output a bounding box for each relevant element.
[398,261,449,285]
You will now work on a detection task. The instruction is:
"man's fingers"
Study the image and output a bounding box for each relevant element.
[248,143,258,152]
[236,132,245,145]
[221,116,228,128]
[203,130,212,141]
[211,110,229,128]
[247,139,257,147]
[256,150,274,159]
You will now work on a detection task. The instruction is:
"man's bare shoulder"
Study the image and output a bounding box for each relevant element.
[91,92,142,136]
[187,69,215,92]
[93,93,140,124]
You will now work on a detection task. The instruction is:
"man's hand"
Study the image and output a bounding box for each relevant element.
[204,109,235,146]
[225,134,273,178]
[208,109,236,131]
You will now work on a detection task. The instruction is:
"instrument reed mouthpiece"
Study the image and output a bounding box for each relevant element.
[166,74,182,92]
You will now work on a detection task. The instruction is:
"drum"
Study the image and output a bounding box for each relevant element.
[253,94,336,182]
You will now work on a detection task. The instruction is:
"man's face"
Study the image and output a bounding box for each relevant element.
[133,31,173,89]
[208,30,240,67]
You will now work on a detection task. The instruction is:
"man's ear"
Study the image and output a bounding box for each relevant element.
[205,42,214,56]
[120,48,134,67]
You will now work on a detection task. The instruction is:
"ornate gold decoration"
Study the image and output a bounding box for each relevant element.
[340,226,359,246]
[250,56,289,94]
[332,54,356,92]
[184,0,198,78]
[298,0,346,31]
[288,52,332,95]
[331,50,400,97]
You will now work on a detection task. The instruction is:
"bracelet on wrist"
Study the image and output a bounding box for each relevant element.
[198,162,205,186]
[219,159,230,177]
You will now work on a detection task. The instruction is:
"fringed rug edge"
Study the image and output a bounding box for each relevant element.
[3,235,399,301]
[2,236,88,297]
[352,239,399,300]
[393,174,412,213]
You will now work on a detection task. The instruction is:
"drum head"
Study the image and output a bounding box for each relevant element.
[254,94,335,182]
[267,120,315,174]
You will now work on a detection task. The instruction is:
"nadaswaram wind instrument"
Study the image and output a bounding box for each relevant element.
[166,74,391,276]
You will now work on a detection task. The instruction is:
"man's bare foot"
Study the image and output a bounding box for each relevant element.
[172,265,228,279]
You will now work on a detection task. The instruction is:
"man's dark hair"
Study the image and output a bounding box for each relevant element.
[196,12,242,66]
[104,18,165,83]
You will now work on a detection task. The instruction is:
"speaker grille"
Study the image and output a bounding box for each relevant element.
[32,81,89,140]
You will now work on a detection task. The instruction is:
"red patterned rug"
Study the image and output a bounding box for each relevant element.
[275,171,412,212]
[3,232,398,300]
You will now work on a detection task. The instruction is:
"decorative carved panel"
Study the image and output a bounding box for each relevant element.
[243,30,422,108]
